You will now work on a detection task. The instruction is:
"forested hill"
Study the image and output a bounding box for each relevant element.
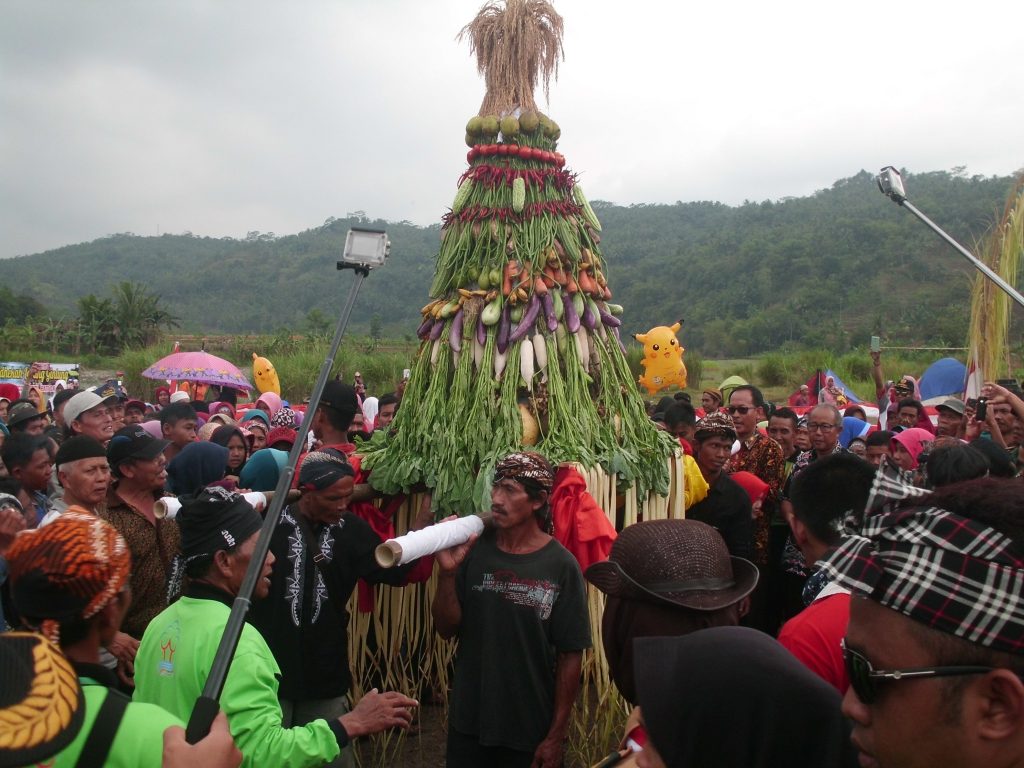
[1,169,1019,357]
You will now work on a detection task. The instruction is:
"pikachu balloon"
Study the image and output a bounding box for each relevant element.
[634,321,687,396]
[252,352,281,396]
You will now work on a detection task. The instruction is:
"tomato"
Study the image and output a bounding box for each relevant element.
[497,144,509,155]
[519,147,533,160]
[506,144,520,156]
[467,148,478,162]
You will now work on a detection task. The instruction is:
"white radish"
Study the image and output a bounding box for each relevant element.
[494,348,507,379]
[520,338,535,390]
[452,349,461,368]
[575,328,589,368]
[472,335,484,371]
[431,338,442,366]
[533,333,548,382]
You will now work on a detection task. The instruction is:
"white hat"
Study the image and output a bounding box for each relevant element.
[64,391,116,424]
[170,391,191,403]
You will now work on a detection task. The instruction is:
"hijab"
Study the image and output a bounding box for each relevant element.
[839,416,871,448]
[362,396,379,432]
[210,425,249,472]
[635,627,857,768]
[891,427,934,469]
[238,448,288,492]
[167,441,229,496]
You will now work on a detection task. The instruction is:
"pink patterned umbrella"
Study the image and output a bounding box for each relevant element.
[141,351,252,390]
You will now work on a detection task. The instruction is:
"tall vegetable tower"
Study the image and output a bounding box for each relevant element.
[363,0,679,517]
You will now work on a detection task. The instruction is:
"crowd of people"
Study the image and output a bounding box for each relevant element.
[1,348,1023,767]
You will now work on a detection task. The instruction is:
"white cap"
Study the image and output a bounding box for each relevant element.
[64,391,116,424]
[170,391,190,403]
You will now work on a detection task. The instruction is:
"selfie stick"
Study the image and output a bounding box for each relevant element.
[877,166,1024,309]
[186,229,388,743]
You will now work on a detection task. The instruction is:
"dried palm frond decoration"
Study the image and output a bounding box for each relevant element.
[459,0,564,116]
[968,176,1024,380]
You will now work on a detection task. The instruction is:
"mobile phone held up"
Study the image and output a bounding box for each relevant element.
[975,398,988,422]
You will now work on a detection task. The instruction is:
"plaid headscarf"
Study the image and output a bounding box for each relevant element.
[818,459,1024,654]
[493,452,554,493]
[7,511,130,645]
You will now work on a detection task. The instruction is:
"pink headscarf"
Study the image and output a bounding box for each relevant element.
[254,392,283,418]
[891,428,934,469]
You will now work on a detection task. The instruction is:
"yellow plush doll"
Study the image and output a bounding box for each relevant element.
[634,321,688,395]
[252,353,281,396]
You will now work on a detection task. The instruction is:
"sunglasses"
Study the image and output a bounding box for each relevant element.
[841,639,996,704]
[726,405,756,415]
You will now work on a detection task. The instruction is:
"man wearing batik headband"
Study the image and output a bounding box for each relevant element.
[247,449,428,768]
[135,486,417,768]
[6,512,185,766]
[818,474,1024,768]
[434,451,591,768]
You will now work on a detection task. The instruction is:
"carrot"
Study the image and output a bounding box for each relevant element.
[503,260,519,296]
[565,273,579,294]
[534,276,549,295]
[577,270,597,296]
[603,285,613,300]
[541,274,555,289]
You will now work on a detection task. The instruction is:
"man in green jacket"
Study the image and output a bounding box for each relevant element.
[134,488,417,768]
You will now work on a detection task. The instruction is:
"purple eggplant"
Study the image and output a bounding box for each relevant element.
[599,308,621,328]
[562,291,581,333]
[581,297,597,331]
[429,317,445,341]
[449,309,464,352]
[476,314,486,346]
[509,295,542,344]
[541,292,558,332]
[496,303,511,354]
[417,316,434,339]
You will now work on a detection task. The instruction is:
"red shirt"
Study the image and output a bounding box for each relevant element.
[777,585,851,693]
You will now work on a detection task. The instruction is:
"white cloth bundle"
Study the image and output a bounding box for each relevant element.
[155,492,269,520]
[375,514,486,567]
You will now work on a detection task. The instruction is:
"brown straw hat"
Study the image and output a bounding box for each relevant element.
[585,519,758,611]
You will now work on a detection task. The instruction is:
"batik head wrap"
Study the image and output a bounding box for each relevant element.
[818,458,1024,654]
[7,511,130,645]
[0,632,85,767]
[493,451,554,493]
[694,411,737,442]
[298,448,354,491]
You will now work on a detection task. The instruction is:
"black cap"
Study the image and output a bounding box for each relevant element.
[106,425,170,467]
[320,381,357,412]
[6,402,46,429]
[54,436,107,467]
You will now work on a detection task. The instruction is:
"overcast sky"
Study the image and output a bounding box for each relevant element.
[2,0,1022,259]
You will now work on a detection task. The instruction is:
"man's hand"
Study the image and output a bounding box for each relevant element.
[0,506,26,556]
[435,527,477,575]
[531,735,564,768]
[340,689,418,738]
[108,631,139,685]
[162,710,242,768]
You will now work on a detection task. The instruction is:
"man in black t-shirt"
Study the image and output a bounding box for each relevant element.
[686,413,755,561]
[434,452,591,768]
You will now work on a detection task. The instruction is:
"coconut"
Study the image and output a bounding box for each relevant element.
[466,115,483,135]
[465,133,476,148]
[481,115,500,137]
[519,110,540,133]
[499,115,520,137]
